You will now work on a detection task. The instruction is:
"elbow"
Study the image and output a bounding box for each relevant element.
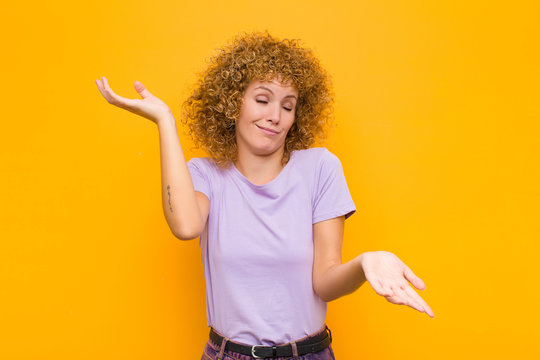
[315,284,362,303]
[314,286,344,303]
[175,232,200,241]
[174,229,200,241]
[169,213,206,241]
[313,281,332,303]
[318,293,332,303]
[172,223,202,241]
[317,289,334,303]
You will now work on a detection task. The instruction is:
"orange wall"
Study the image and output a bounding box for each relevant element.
[1,0,538,359]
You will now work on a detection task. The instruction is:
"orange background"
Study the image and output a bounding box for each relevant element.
[1,0,539,359]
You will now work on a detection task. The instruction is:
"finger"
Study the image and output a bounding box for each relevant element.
[384,284,422,313]
[100,77,137,108]
[385,292,411,307]
[403,265,425,290]
[398,285,426,312]
[95,79,105,96]
[96,78,121,105]
[403,286,435,318]
[96,78,109,94]
[381,284,404,305]
[391,285,425,313]
[134,80,154,99]
[102,76,122,100]
[97,77,118,104]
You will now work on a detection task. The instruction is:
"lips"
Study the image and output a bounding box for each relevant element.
[256,124,279,134]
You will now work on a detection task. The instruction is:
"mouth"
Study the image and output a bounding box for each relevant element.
[256,124,279,135]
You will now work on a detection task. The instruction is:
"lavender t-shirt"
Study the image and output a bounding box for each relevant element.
[187,147,356,346]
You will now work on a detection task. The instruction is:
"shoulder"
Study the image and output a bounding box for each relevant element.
[187,156,219,170]
[293,147,341,169]
[292,147,334,162]
[187,157,223,181]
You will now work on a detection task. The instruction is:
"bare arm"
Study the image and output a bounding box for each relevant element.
[312,216,366,302]
[312,216,434,318]
[157,114,209,240]
[95,77,209,240]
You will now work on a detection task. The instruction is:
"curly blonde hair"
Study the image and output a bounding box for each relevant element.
[180,30,335,169]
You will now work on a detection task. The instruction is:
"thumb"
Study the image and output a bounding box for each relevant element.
[134,81,153,99]
[404,266,426,290]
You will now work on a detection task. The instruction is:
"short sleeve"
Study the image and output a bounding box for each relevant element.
[187,157,211,201]
[312,149,356,224]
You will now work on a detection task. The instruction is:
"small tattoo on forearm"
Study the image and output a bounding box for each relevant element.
[167,184,173,213]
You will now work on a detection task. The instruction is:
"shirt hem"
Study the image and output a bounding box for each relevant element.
[312,204,356,224]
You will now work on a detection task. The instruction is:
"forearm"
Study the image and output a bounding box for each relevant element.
[316,253,367,302]
[157,114,202,240]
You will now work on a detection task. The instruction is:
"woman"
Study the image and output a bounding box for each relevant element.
[95,31,434,360]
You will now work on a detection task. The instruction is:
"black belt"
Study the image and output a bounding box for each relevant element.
[209,326,332,359]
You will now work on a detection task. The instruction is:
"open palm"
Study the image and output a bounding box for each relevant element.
[95,76,172,124]
[361,251,434,318]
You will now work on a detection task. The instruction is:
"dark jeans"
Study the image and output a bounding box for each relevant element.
[200,325,336,360]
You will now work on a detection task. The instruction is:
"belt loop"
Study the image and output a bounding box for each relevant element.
[326,325,332,342]
[216,336,229,360]
[291,341,299,359]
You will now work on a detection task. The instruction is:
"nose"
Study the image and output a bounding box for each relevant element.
[266,103,281,124]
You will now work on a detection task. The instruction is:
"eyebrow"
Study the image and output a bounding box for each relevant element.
[255,86,298,100]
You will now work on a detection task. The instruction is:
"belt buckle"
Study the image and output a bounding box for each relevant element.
[251,345,265,359]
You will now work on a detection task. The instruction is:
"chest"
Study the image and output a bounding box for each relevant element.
[206,173,315,266]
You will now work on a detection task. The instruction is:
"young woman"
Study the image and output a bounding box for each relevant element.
[95,31,434,360]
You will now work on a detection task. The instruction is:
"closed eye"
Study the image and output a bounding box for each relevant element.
[257,99,293,111]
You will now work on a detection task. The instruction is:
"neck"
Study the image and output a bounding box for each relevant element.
[234,147,287,185]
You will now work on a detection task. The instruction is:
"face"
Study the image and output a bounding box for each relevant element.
[235,77,298,157]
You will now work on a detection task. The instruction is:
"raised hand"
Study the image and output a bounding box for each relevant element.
[95,76,173,125]
[360,251,434,318]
